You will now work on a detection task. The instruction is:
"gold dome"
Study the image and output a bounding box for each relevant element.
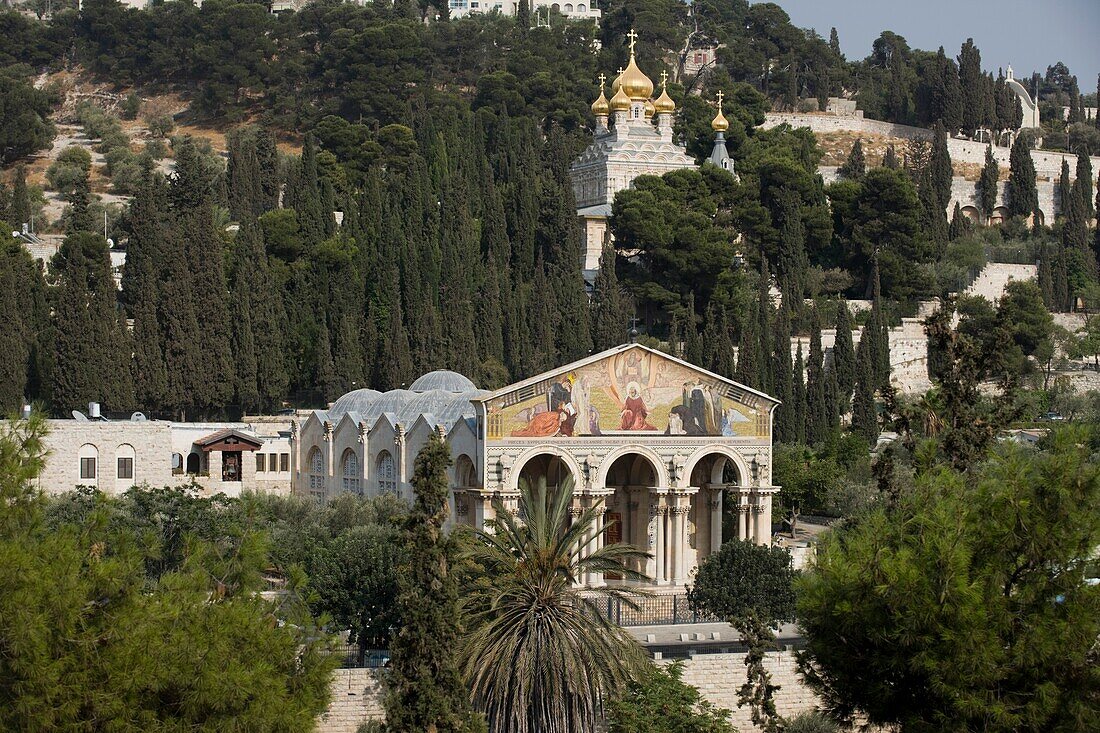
[591,73,609,116]
[611,67,624,94]
[711,90,729,132]
[619,29,654,101]
[610,84,632,113]
[644,98,655,118]
[654,71,675,114]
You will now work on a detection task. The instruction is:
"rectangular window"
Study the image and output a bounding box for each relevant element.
[80,457,97,480]
[117,457,133,480]
[280,453,289,472]
[256,453,266,473]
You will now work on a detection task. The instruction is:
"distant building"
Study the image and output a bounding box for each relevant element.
[1005,66,1041,129]
[448,0,600,21]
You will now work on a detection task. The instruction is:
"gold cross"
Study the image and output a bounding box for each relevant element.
[716,90,724,110]
[660,70,668,87]
[627,29,638,53]
[598,72,606,90]
[617,67,625,76]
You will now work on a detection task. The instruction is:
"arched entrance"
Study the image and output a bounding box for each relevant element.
[516,452,576,491]
[602,451,665,584]
[688,453,742,568]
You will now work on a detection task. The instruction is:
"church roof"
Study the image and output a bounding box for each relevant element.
[409,370,478,392]
[324,371,486,430]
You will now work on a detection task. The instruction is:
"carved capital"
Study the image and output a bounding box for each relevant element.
[322,421,334,442]
[672,506,690,516]
[357,421,366,444]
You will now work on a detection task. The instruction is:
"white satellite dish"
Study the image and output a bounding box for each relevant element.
[130,412,147,421]
[72,410,88,421]
[107,238,115,247]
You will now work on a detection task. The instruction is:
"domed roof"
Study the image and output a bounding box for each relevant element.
[328,388,383,420]
[409,370,477,393]
[644,98,655,118]
[610,84,632,112]
[591,90,610,116]
[620,53,654,101]
[654,72,675,114]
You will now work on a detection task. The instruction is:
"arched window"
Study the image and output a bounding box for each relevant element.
[377,450,396,495]
[79,444,98,481]
[186,452,201,475]
[116,443,136,483]
[455,454,476,488]
[342,450,361,495]
[564,3,573,11]
[308,448,325,495]
[578,3,586,11]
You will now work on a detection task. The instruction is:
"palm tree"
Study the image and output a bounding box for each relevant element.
[461,474,651,733]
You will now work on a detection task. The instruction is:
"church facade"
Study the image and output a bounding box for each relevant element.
[293,344,779,589]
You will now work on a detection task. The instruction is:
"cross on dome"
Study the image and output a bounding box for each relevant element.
[716,90,724,111]
[660,70,668,87]
[598,72,606,90]
[627,28,638,54]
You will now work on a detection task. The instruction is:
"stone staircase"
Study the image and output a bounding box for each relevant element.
[963,263,1037,304]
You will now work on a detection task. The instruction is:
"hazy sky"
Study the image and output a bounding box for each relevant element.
[764,0,1100,90]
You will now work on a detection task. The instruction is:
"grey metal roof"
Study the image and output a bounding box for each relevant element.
[324,379,487,431]
[408,370,478,392]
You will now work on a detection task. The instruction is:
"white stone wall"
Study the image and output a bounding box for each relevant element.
[314,651,821,733]
[39,420,174,494]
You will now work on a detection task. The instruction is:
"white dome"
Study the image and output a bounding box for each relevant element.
[327,389,383,420]
[409,370,477,393]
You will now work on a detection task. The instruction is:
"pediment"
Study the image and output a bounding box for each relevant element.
[476,344,775,441]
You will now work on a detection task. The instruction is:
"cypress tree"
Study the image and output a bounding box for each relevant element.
[776,189,810,306]
[851,336,878,445]
[755,261,773,394]
[516,0,530,29]
[1037,244,1055,309]
[930,120,953,208]
[255,123,280,213]
[882,144,900,170]
[1007,133,1038,219]
[919,169,949,256]
[594,239,629,352]
[227,128,263,222]
[1058,158,1072,219]
[1075,149,1094,218]
[683,292,703,366]
[942,51,963,131]
[709,304,737,378]
[958,39,983,133]
[1096,74,1100,131]
[806,308,827,444]
[0,237,40,411]
[868,263,891,389]
[375,271,414,390]
[833,302,856,412]
[294,135,328,244]
[66,171,95,235]
[829,28,841,57]
[239,218,289,410]
[313,321,338,404]
[1063,172,1091,254]
[10,165,30,231]
[1052,243,1071,312]
[839,139,866,180]
[791,342,807,444]
[979,73,997,132]
[385,433,475,733]
[978,145,998,221]
[120,174,168,409]
[771,305,793,442]
[51,232,134,413]
[735,302,761,387]
[0,179,8,224]
[949,202,972,240]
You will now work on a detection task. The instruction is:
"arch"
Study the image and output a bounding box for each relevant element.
[960,205,981,222]
[506,445,584,493]
[577,3,586,11]
[341,448,361,495]
[185,451,201,475]
[595,444,671,489]
[683,446,750,489]
[454,454,477,488]
[171,452,183,474]
[1029,209,1045,227]
[564,2,572,10]
[603,452,659,488]
[78,443,98,481]
[990,206,1010,225]
[307,447,325,494]
[376,450,397,495]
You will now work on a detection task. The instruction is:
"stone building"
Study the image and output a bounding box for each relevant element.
[292,344,779,589]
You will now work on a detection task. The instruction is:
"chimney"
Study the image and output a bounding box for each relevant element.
[88,402,101,419]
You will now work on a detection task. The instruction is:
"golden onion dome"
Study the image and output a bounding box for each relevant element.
[610,84,632,112]
[644,98,655,118]
[611,67,625,94]
[654,71,675,114]
[711,90,729,132]
[620,54,654,101]
[591,90,609,116]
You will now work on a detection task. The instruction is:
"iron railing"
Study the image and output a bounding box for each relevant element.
[599,593,719,627]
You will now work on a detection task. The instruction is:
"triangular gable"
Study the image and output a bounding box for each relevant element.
[475,344,775,440]
[195,428,264,452]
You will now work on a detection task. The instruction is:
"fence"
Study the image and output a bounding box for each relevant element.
[598,593,720,627]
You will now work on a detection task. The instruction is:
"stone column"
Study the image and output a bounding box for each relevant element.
[753,503,766,546]
[739,496,750,542]
[591,508,606,587]
[651,498,665,584]
[672,504,689,586]
[570,506,584,588]
[709,488,723,555]
[761,493,773,546]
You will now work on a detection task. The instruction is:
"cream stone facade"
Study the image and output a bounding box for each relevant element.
[293,345,779,589]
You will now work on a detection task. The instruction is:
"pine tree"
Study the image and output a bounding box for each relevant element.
[839,139,866,180]
[930,120,953,208]
[1058,158,1072,219]
[882,144,900,170]
[385,433,475,733]
[1075,149,1094,219]
[833,302,856,413]
[51,232,134,413]
[791,342,807,444]
[771,305,793,442]
[978,145,999,221]
[591,239,627,351]
[805,308,827,444]
[1007,133,1038,219]
[851,335,878,445]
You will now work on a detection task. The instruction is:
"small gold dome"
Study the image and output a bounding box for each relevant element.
[654,71,675,114]
[610,85,632,112]
[711,90,729,132]
[611,67,624,94]
[591,91,609,116]
[644,98,655,118]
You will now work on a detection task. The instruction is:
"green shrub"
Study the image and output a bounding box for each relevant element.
[121,92,141,120]
[55,145,92,171]
[146,113,175,138]
[785,711,840,733]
